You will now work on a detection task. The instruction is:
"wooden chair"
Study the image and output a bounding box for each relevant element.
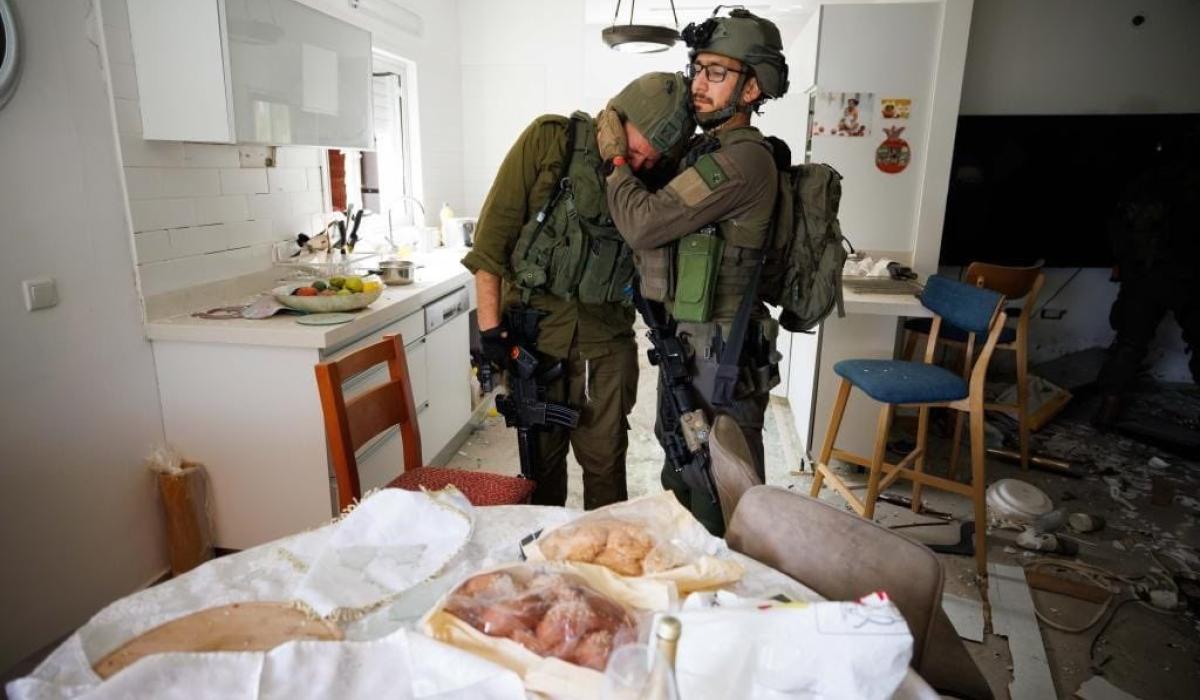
[810,275,1007,577]
[903,261,1045,472]
[727,486,993,699]
[315,334,534,511]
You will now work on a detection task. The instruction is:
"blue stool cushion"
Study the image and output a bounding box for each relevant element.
[834,359,968,404]
[904,317,1016,344]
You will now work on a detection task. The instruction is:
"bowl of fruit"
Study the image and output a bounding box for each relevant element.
[273,275,384,313]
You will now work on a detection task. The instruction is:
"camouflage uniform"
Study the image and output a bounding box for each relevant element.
[462,73,694,509]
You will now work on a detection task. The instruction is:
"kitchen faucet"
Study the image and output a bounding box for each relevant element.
[386,195,427,252]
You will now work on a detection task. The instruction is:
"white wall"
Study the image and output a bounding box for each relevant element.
[957,0,1200,379]
[0,0,168,672]
[960,0,1200,115]
[457,0,807,213]
[810,2,942,258]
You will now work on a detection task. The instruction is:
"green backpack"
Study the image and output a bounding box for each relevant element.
[760,138,852,332]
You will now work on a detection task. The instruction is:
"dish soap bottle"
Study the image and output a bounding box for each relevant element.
[438,202,454,248]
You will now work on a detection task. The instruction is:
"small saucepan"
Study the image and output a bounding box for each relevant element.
[372,260,417,286]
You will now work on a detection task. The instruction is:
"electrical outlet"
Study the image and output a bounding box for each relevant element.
[1040,308,1067,320]
[22,278,58,311]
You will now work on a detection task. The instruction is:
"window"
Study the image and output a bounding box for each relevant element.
[325,54,418,252]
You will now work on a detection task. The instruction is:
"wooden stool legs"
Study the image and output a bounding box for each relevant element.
[810,379,852,498]
[861,404,895,520]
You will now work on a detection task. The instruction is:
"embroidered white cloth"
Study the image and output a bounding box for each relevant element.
[294,488,473,617]
[7,503,936,700]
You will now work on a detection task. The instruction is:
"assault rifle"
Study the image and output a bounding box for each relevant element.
[631,286,719,504]
[493,305,580,480]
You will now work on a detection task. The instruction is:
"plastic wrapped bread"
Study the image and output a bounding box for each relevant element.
[524,492,744,592]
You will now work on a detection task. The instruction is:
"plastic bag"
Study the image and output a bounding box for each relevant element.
[442,566,637,670]
[524,492,744,592]
[421,562,667,697]
[148,446,214,576]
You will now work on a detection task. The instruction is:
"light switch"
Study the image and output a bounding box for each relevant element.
[22,278,58,311]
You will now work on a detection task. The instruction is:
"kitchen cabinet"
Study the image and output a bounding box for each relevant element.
[127,0,373,148]
[152,282,473,549]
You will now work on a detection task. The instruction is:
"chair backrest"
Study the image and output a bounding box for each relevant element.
[727,486,993,699]
[727,486,944,667]
[964,260,1045,344]
[919,275,1004,336]
[963,260,1044,300]
[708,415,762,529]
[314,334,423,511]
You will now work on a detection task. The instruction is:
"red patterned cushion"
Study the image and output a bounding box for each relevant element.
[387,467,534,506]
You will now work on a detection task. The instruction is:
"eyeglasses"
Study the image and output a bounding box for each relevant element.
[687,61,744,84]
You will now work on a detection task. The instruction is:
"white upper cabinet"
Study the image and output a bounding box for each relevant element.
[127,0,373,149]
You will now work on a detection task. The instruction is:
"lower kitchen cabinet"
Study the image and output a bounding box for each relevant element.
[152,288,473,549]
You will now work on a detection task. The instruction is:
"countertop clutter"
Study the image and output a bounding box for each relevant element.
[145,247,473,350]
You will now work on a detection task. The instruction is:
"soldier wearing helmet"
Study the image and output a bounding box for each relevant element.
[597,8,790,534]
[462,72,695,509]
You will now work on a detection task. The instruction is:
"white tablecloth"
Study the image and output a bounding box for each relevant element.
[9,505,935,699]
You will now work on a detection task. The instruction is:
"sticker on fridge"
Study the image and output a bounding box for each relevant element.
[811,91,875,137]
[880,98,911,120]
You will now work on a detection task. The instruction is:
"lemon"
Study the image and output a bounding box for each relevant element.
[344,277,364,293]
[363,281,382,293]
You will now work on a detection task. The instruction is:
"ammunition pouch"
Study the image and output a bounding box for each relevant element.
[672,228,724,322]
[510,112,635,305]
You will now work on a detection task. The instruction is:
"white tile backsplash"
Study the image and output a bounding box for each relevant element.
[126,168,221,200]
[184,143,241,168]
[106,16,328,299]
[170,225,230,257]
[267,168,308,193]
[131,198,196,232]
[274,146,321,168]
[134,230,172,264]
[194,195,251,226]
[120,133,184,167]
[220,168,270,195]
[227,220,273,248]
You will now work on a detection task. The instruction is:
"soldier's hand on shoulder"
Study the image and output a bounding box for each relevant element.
[596,108,627,163]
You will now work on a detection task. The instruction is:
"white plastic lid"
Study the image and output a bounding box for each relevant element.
[986,478,1053,523]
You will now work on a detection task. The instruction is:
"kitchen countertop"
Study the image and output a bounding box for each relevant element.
[144,248,474,350]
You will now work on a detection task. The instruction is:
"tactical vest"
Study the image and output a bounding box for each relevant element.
[510,112,635,305]
[641,128,776,322]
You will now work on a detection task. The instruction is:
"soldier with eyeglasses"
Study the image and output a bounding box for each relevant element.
[594,8,791,534]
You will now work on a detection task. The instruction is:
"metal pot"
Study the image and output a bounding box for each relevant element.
[375,260,416,286]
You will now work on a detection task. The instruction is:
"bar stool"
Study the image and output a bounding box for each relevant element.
[810,275,1008,576]
[902,261,1045,473]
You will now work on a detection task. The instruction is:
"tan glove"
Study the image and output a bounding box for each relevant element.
[595,108,628,163]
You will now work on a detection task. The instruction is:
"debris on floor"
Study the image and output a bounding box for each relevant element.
[1075,675,1141,700]
[942,592,984,643]
[988,562,1056,698]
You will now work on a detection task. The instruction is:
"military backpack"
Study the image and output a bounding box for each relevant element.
[760,137,852,332]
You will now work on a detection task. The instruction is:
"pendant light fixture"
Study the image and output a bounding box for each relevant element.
[602,0,680,54]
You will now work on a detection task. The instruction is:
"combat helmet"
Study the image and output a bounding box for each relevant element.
[607,71,696,156]
[682,7,789,128]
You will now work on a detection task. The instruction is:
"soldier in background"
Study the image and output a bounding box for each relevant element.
[1095,125,1200,426]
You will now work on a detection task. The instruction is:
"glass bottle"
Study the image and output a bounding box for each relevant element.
[644,616,682,700]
